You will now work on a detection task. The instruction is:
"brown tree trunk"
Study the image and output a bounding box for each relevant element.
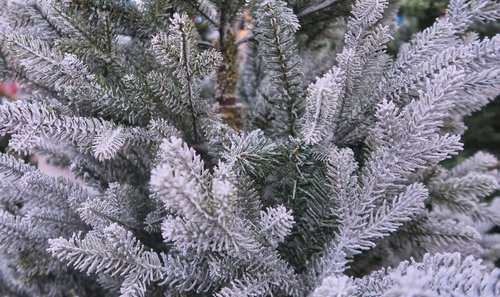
[216,7,244,131]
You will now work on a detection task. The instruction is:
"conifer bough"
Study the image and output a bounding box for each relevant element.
[0,0,499,296]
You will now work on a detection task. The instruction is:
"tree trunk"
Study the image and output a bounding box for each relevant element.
[216,7,244,131]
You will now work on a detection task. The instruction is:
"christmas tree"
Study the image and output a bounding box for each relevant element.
[0,0,499,296]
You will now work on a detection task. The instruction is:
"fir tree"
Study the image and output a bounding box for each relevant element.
[0,0,499,296]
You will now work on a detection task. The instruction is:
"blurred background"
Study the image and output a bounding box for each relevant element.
[394,0,500,161]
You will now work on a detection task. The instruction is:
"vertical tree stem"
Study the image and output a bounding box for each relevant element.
[216,6,244,130]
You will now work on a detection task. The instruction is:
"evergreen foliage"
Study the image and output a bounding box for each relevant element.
[0,0,499,296]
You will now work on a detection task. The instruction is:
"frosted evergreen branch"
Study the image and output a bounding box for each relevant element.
[300,67,344,145]
[48,224,167,296]
[448,151,499,178]
[210,162,239,221]
[151,13,221,142]
[215,274,268,297]
[420,152,500,225]
[0,101,151,160]
[26,206,84,237]
[19,170,90,210]
[383,35,500,115]
[151,137,262,255]
[337,0,389,92]
[360,73,464,206]
[332,0,391,126]
[447,0,500,32]
[0,153,36,180]
[151,135,300,294]
[314,253,500,296]
[151,163,207,220]
[430,173,499,218]
[0,211,47,251]
[326,147,359,219]
[6,32,155,124]
[378,1,500,111]
[220,129,280,177]
[379,252,500,296]
[78,183,141,230]
[387,20,454,80]
[400,216,482,251]
[259,205,295,247]
[147,118,182,143]
[5,33,77,97]
[153,162,262,255]
[0,180,24,205]
[46,1,129,73]
[0,163,84,215]
[15,0,78,40]
[154,136,207,185]
[170,0,219,26]
[322,183,428,276]
[254,0,304,136]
